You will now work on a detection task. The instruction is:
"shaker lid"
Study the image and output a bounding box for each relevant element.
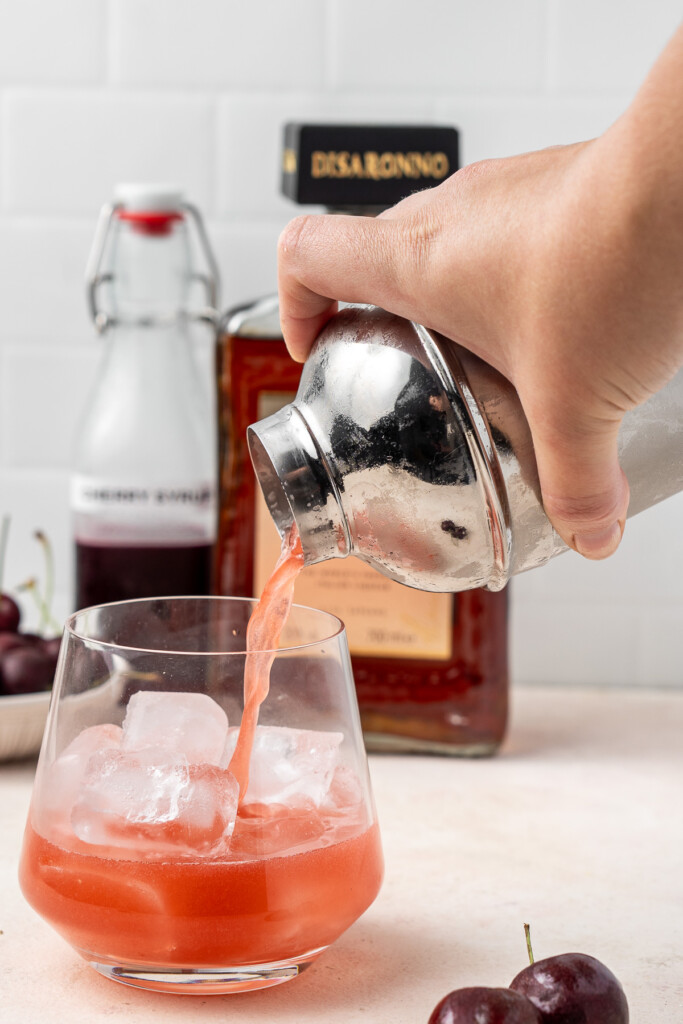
[114,183,185,234]
[281,123,459,210]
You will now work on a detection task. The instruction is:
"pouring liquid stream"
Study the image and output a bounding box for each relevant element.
[228,524,305,800]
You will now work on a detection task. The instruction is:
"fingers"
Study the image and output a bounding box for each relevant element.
[277,213,407,362]
[527,407,630,559]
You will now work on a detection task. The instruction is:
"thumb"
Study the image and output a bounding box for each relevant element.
[528,410,630,560]
[278,213,409,362]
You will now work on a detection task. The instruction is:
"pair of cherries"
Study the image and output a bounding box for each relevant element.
[0,593,60,695]
[0,526,60,696]
[429,930,628,1024]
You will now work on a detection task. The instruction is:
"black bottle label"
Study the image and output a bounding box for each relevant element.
[282,123,459,208]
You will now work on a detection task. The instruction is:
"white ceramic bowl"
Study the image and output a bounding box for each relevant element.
[0,691,51,761]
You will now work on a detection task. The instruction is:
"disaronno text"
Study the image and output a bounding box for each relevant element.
[308,149,451,181]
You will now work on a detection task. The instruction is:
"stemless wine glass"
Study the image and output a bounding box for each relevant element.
[19,596,383,995]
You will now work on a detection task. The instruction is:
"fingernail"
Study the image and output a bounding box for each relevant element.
[573,521,624,559]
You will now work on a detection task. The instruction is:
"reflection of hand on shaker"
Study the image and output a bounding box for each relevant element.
[277,25,683,562]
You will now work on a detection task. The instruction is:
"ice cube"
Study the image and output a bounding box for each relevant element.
[323,764,364,811]
[35,724,123,841]
[226,725,343,808]
[121,690,228,767]
[71,747,239,856]
[180,764,240,854]
[219,725,240,769]
[230,801,326,857]
[320,765,369,837]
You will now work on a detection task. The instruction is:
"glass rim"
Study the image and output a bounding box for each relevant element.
[63,594,346,657]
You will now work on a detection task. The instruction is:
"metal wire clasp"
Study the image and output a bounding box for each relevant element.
[85,200,221,335]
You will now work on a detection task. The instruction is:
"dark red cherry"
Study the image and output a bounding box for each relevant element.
[16,632,45,646]
[0,631,27,655]
[41,635,62,670]
[0,644,54,695]
[429,986,542,1024]
[510,952,629,1024]
[0,593,21,632]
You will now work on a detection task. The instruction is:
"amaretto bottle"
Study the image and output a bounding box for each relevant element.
[73,184,220,610]
[215,124,511,757]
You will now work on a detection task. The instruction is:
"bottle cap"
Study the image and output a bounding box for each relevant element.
[281,123,459,211]
[114,183,186,235]
[114,183,185,212]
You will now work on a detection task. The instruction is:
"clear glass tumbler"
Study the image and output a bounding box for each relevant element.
[19,596,383,995]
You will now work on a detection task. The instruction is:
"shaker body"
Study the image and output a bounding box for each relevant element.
[248,305,683,594]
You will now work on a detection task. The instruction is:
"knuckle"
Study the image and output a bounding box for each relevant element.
[407,210,438,273]
[452,158,495,185]
[385,207,440,296]
[542,488,626,531]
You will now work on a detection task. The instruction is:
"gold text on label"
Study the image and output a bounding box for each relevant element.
[310,150,450,181]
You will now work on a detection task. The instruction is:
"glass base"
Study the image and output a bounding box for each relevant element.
[84,947,328,995]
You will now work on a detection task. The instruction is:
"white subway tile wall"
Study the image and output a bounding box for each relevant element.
[0,0,681,688]
[4,92,215,215]
[330,0,547,93]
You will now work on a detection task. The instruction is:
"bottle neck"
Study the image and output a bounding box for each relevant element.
[109,216,191,324]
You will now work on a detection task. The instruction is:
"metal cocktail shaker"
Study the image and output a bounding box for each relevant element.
[247,305,683,594]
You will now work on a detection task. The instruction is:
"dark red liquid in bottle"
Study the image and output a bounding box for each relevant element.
[75,541,213,609]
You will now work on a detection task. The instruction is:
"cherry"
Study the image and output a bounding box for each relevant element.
[0,523,62,694]
[17,631,44,646]
[42,635,62,670]
[0,644,54,695]
[0,631,27,655]
[509,926,629,1024]
[509,953,628,1024]
[0,630,60,694]
[428,987,542,1024]
[0,518,20,632]
[0,592,21,632]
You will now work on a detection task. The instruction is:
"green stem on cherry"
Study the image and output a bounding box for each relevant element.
[17,576,59,637]
[524,923,535,965]
[34,531,56,634]
[17,577,41,622]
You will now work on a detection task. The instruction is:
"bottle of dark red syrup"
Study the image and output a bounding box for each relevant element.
[216,125,509,756]
[73,184,220,610]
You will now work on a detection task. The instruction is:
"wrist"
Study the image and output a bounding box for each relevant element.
[601,27,683,250]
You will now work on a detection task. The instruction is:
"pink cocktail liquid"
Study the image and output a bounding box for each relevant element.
[20,526,382,978]
[20,813,382,971]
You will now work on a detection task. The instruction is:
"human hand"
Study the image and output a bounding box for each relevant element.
[277,29,683,560]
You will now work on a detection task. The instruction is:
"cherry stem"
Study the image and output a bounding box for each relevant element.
[524,923,535,965]
[34,531,56,634]
[17,577,59,636]
[0,515,10,592]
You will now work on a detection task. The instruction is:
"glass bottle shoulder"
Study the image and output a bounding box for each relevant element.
[220,294,282,340]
